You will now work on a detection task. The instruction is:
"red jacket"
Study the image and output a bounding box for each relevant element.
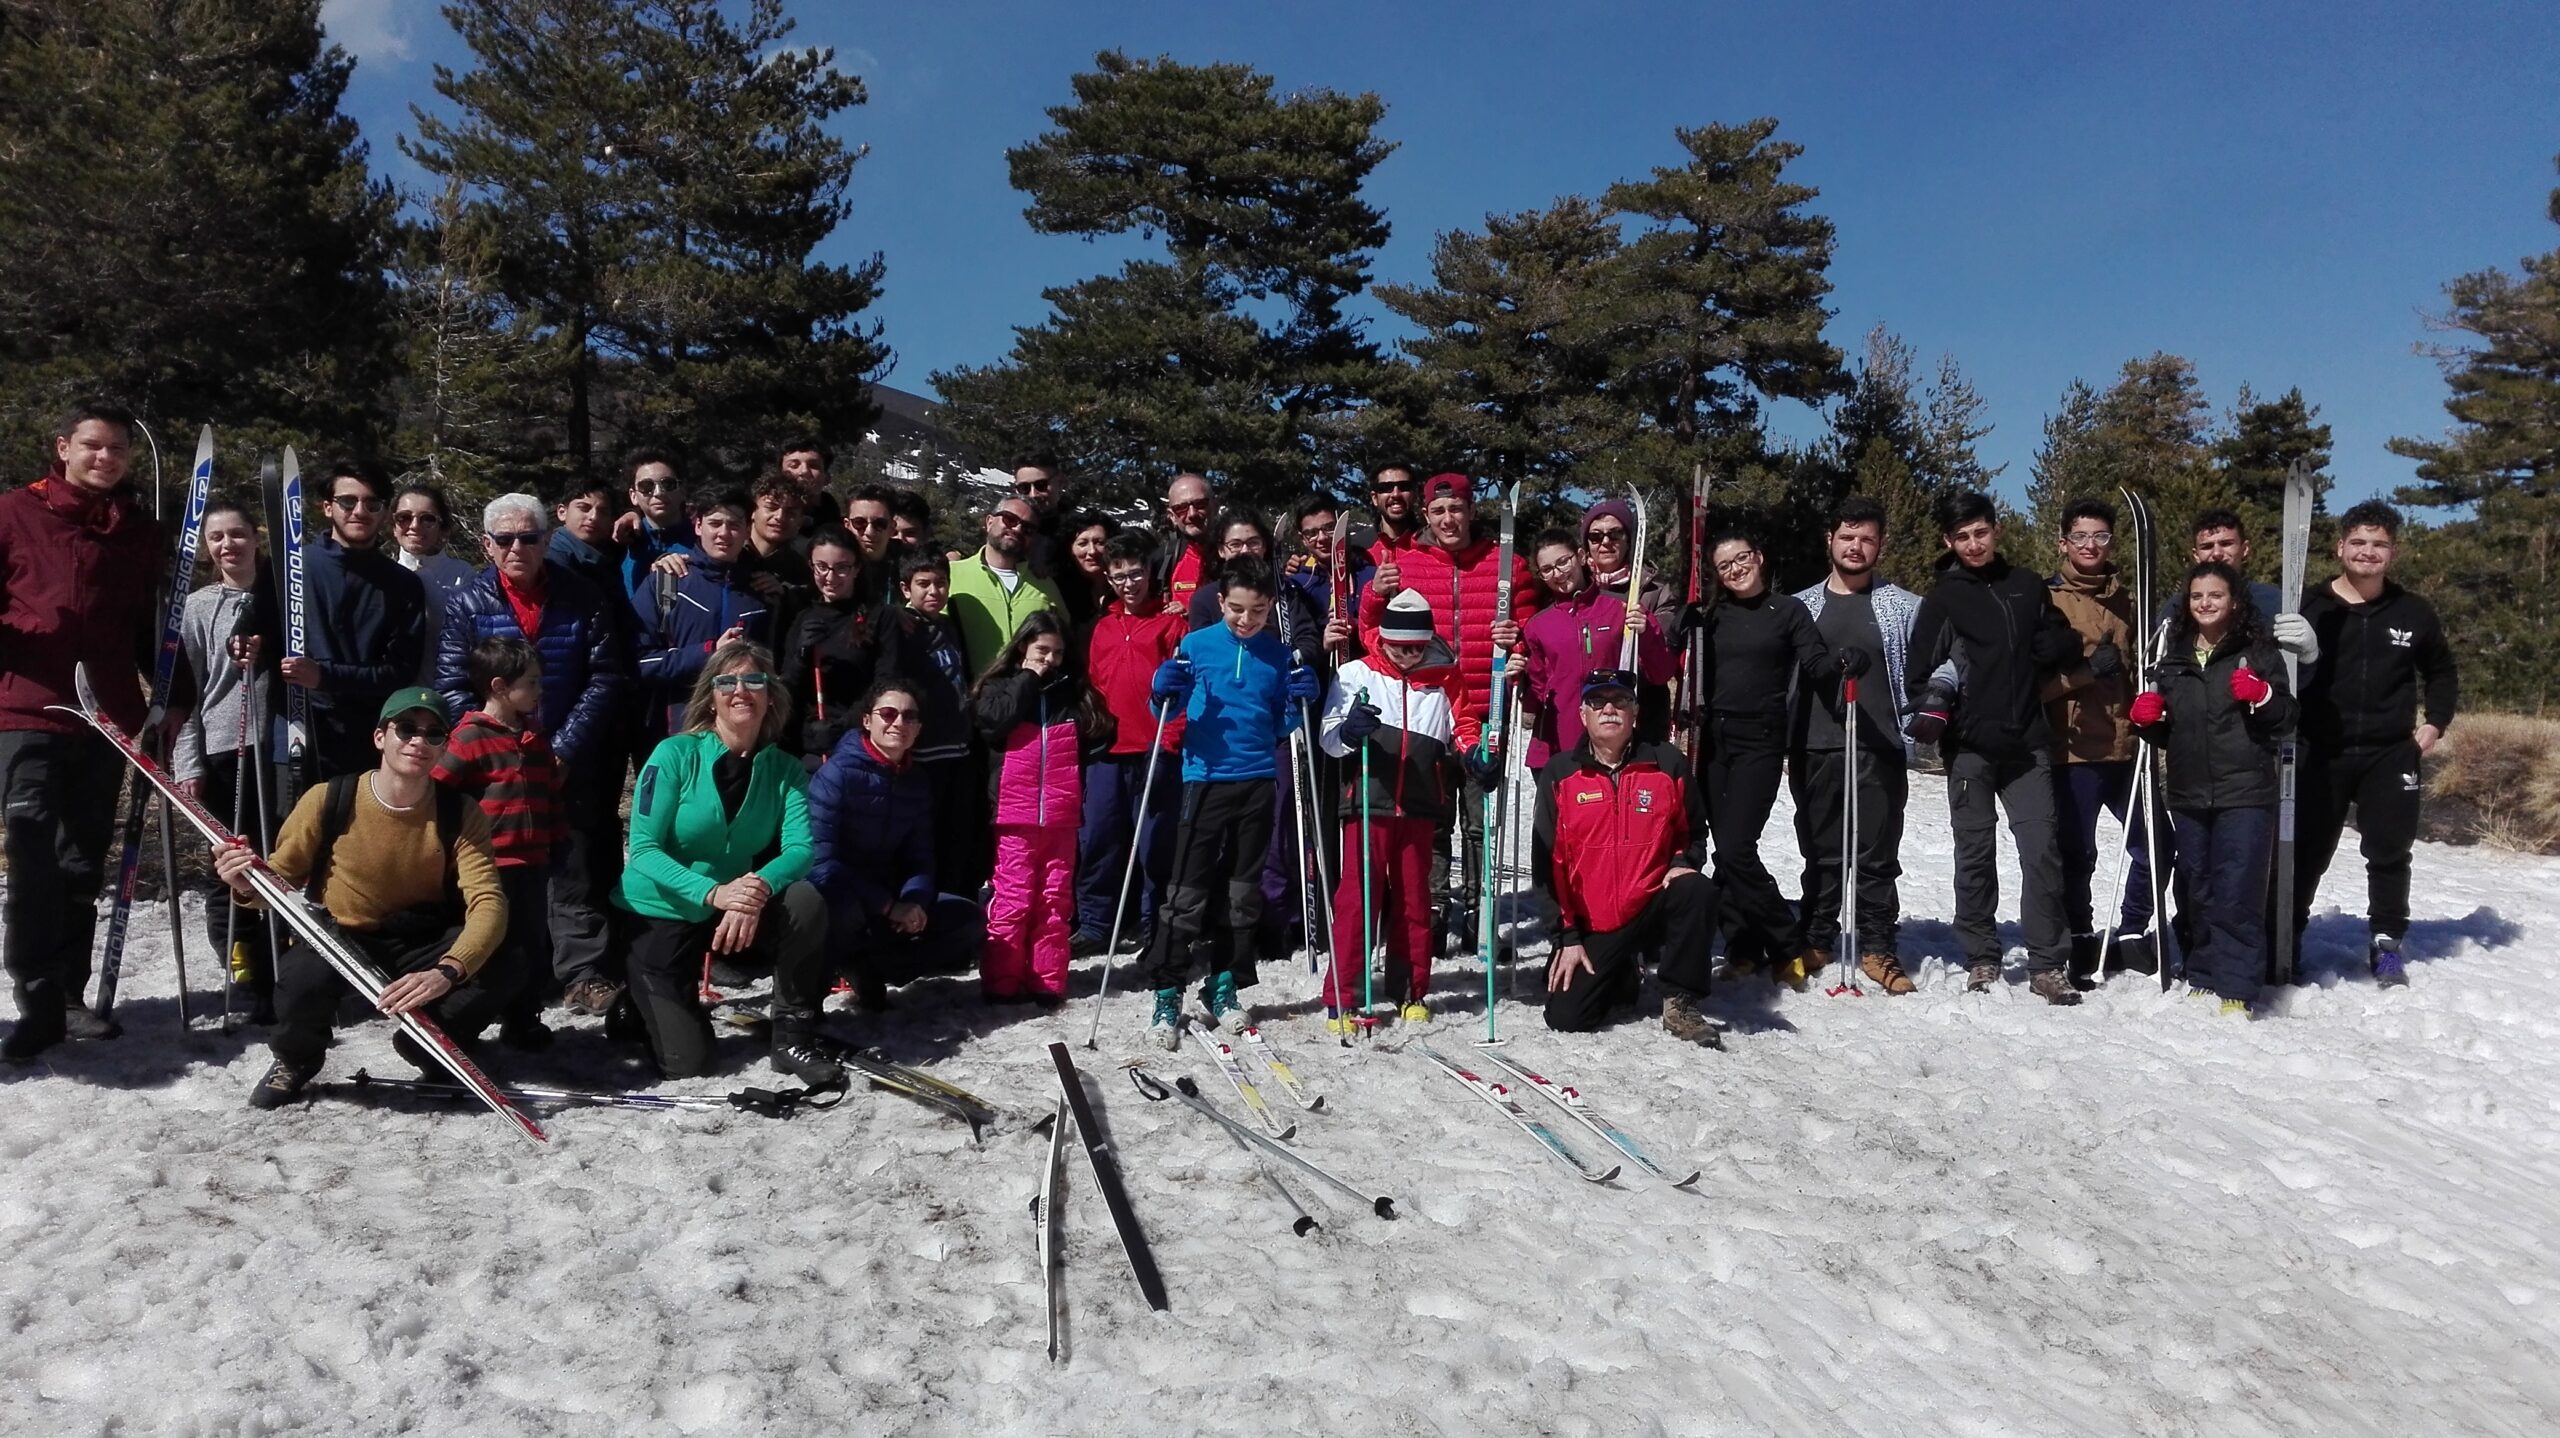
[1533,741,1707,942]
[1080,596,1186,756]
[0,471,168,735]
[1358,536,1540,726]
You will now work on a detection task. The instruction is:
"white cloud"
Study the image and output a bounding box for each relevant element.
[320,0,414,65]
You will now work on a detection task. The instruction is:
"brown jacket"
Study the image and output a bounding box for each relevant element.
[2041,565,2136,763]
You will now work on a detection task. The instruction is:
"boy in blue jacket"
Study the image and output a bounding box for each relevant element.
[1134,557,1319,1046]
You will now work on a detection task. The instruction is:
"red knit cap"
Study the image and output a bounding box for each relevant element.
[1421,472,1473,506]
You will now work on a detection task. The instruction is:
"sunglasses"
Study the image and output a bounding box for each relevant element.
[1583,692,1638,711]
[329,495,383,513]
[633,479,683,497]
[486,531,543,548]
[1013,480,1053,496]
[1167,500,1211,515]
[988,512,1027,528]
[1585,526,1627,544]
[1370,481,1416,495]
[711,672,772,693]
[870,705,921,725]
[848,515,888,531]
[389,718,450,744]
[391,511,443,527]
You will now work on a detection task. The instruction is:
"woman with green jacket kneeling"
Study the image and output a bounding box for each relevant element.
[617,639,839,1083]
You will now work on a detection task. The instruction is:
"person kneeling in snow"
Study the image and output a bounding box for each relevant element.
[219,687,526,1109]
[1535,669,1720,1046]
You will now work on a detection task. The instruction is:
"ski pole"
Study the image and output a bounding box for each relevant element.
[1085,698,1173,1050]
[224,605,253,1033]
[1229,1119,1321,1236]
[1356,687,1375,1037]
[1287,726,1320,973]
[1130,1068,1397,1217]
[1828,672,1863,996]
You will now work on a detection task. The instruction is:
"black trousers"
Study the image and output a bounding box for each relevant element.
[198,748,275,998]
[267,909,528,1070]
[2293,739,2421,943]
[1946,747,2069,973]
[1545,870,1717,1032]
[925,752,991,900]
[623,881,828,1079]
[547,768,620,990]
[0,729,126,1013]
[1790,744,1907,956]
[1427,763,1489,949]
[1137,779,1274,993]
[1707,711,1802,965]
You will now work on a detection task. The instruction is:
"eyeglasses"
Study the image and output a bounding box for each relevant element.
[1107,569,1149,586]
[329,495,383,513]
[486,531,543,548]
[389,718,450,744]
[1220,539,1267,557]
[391,511,443,528]
[1715,554,1759,577]
[811,560,859,578]
[1297,525,1332,542]
[1167,499,1211,515]
[711,672,771,693]
[1585,525,1627,544]
[870,705,920,725]
[1537,555,1580,576]
[2065,531,2114,549]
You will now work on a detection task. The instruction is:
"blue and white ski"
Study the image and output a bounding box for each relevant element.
[1417,1043,1618,1184]
[1477,1049,1700,1188]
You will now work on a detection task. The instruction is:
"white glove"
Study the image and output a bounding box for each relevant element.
[2273,612,2318,664]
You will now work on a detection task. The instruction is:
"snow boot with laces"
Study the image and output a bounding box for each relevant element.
[2028,969,2084,1006]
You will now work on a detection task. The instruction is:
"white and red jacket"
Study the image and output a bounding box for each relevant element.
[1317,642,1472,824]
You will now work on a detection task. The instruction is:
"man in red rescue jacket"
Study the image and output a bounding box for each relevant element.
[2,402,178,1060]
[1534,668,1720,1046]
[1358,473,1539,954]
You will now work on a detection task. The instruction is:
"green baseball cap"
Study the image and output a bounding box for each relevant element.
[377,686,448,725]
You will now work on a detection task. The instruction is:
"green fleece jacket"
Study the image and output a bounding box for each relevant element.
[617,730,815,922]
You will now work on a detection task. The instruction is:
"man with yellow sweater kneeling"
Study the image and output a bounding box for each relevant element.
[215,687,518,1110]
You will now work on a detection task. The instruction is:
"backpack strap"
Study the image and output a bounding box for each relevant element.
[655,568,679,630]
[305,771,468,911]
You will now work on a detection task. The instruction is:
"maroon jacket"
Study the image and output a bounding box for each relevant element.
[0,469,167,735]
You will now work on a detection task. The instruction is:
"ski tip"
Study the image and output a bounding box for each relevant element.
[1273,1123,1298,1142]
[1292,1215,1321,1238]
[1590,1165,1623,1185]
[1671,1171,1705,1190]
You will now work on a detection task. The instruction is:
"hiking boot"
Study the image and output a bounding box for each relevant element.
[1204,972,1245,1032]
[2028,969,2084,1006]
[391,1030,439,1073]
[1966,960,2001,993]
[2371,934,2408,987]
[2218,997,2251,1018]
[1149,988,1183,1050]
[60,999,123,1042]
[769,1015,844,1086]
[3,1001,66,1063]
[1858,951,1916,995]
[246,1057,318,1109]
[1661,992,1724,1049]
[563,977,621,1017]
[1721,955,1765,984]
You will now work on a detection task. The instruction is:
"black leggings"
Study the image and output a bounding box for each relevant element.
[1707,712,1801,965]
[1137,780,1275,993]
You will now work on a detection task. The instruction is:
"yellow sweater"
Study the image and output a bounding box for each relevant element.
[267,777,507,973]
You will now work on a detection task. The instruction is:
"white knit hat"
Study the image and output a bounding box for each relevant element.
[1379,589,1435,644]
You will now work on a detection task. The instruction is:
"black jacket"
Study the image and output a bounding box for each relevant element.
[1700,589,1830,718]
[780,593,883,758]
[1905,553,2078,760]
[2141,631,2294,811]
[2298,581,2458,754]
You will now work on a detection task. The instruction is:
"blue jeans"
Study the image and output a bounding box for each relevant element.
[1074,749,1177,941]
[2054,759,2162,936]
[2171,807,2273,1002]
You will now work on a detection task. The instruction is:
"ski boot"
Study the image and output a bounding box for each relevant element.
[1204,972,1246,1032]
[1399,1000,1431,1025]
[1150,988,1184,1050]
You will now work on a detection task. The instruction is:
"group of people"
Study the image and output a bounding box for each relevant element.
[0,402,2458,1104]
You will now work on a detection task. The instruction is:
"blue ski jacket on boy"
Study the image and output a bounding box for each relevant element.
[630,558,772,735]
[1155,620,1302,782]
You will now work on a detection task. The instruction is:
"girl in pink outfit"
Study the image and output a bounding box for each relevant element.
[970,612,1113,1003]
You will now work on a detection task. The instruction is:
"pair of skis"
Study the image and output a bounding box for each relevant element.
[1416,1044,1699,1189]
[2272,460,2313,987]
[1474,482,1524,1044]
[95,425,216,1026]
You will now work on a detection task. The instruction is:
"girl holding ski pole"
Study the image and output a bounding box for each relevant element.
[174,499,275,1019]
[971,612,1112,1005]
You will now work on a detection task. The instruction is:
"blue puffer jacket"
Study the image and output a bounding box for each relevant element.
[630,558,773,737]
[806,731,936,916]
[436,561,630,773]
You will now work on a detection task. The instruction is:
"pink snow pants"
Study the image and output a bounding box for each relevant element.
[984,822,1075,999]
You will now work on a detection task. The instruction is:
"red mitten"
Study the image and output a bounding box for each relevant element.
[2229,665,2272,706]
[2129,691,2167,726]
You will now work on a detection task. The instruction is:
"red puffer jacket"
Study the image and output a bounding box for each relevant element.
[0,471,167,735]
[1533,742,1707,941]
[1081,597,1186,755]
[1358,536,1540,725]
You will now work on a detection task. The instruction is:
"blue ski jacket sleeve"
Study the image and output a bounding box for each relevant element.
[436,561,630,773]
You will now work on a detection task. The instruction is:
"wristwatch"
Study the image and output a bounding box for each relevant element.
[433,960,467,989]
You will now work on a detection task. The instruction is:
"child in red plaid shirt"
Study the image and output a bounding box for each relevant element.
[433,636,568,1049]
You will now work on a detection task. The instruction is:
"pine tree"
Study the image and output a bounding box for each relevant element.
[406,0,885,480]
[934,52,1395,510]
[2027,355,2224,563]
[1819,327,1998,588]
[394,181,549,511]
[2388,155,2560,506]
[0,0,398,464]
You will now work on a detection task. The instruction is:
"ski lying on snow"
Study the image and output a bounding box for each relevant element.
[1033,1098,1066,1361]
[1475,1049,1699,1188]
[1129,1067,1396,1219]
[1416,1044,1618,1184]
[56,665,547,1146]
[1238,1024,1322,1110]
[322,1068,844,1118]
[1193,1020,1292,1138]
[1048,1042,1169,1311]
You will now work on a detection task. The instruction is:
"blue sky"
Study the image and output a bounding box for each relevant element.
[322,0,2560,506]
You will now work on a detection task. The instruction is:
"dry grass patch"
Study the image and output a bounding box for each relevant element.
[2425,712,2560,855]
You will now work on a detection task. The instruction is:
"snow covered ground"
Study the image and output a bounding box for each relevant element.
[6,780,2560,1437]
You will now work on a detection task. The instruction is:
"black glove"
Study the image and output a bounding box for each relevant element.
[1461,743,1502,783]
[2087,640,2123,681]
[1904,680,1957,745]
[1339,701,1383,743]
[1835,645,1872,679]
